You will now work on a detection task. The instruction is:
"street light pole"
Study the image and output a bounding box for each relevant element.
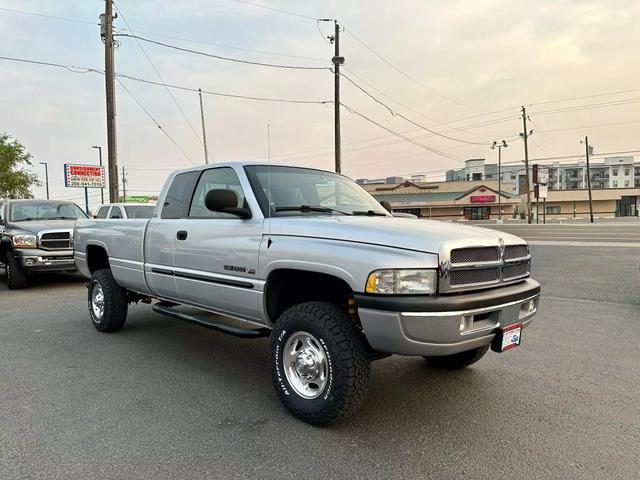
[491,140,508,220]
[92,145,104,204]
[39,162,49,199]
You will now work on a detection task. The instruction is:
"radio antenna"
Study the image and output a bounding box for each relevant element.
[267,123,272,245]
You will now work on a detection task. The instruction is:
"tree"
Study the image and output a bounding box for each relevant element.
[0,133,41,199]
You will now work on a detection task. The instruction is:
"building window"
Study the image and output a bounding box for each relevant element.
[546,206,561,214]
[625,180,630,187]
[624,168,630,176]
[613,180,618,187]
[613,168,618,176]
[511,174,516,180]
[472,173,482,181]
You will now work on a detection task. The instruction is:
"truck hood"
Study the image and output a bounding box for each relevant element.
[268,216,525,254]
[7,219,77,234]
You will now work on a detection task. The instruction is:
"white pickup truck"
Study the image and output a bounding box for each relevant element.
[74,162,540,425]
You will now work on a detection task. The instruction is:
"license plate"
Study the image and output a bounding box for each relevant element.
[492,323,522,352]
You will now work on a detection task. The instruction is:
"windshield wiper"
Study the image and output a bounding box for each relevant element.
[274,205,349,215]
[352,210,388,216]
[42,216,77,220]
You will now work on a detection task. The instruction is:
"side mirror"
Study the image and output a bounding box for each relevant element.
[380,200,392,212]
[205,189,252,220]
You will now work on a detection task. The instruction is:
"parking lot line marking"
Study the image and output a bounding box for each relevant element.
[527,240,640,247]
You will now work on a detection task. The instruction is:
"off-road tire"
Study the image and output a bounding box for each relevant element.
[6,253,28,289]
[88,269,128,332]
[424,344,490,369]
[270,302,370,427]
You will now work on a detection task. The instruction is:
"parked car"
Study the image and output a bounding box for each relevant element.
[0,199,87,289]
[74,163,540,425]
[94,203,156,220]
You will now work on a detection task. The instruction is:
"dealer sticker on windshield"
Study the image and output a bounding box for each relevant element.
[492,323,522,352]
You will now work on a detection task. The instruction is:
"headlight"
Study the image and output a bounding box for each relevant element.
[366,269,437,295]
[11,233,37,248]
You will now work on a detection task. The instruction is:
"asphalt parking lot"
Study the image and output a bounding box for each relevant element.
[1,229,639,479]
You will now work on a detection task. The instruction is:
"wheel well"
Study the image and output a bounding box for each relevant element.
[264,269,354,323]
[86,245,110,273]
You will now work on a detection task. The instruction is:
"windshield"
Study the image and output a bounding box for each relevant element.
[244,165,388,217]
[9,201,87,222]
[124,205,156,219]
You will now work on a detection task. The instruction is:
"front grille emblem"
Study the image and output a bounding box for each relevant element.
[498,238,505,260]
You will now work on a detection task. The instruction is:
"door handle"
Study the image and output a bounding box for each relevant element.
[176,230,188,241]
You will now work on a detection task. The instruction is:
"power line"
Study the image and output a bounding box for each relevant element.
[343,27,481,112]
[113,3,204,148]
[341,73,489,146]
[112,27,326,62]
[530,87,640,108]
[0,6,98,25]
[530,97,640,116]
[115,33,331,70]
[115,77,196,165]
[341,103,466,162]
[231,0,319,20]
[0,55,330,104]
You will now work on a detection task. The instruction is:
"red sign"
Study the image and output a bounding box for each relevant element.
[64,164,105,188]
[470,195,496,203]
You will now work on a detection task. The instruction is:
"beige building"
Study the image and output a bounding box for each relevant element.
[527,187,639,219]
[363,179,519,220]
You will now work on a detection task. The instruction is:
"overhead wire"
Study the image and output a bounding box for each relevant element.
[0,54,332,104]
[113,3,204,147]
[341,72,490,146]
[114,33,331,70]
[0,6,98,25]
[231,0,319,20]
[115,77,196,165]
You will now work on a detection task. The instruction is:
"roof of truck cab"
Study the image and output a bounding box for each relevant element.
[171,162,338,174]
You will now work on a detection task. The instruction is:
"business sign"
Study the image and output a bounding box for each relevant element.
[470,195,496,203]
[535,184,548,199]
[533,164,549,185]
[64,164,105,188]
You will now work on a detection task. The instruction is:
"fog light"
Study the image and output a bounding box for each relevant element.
[459,315,473,333]
[521,300,536,315]
[24,258,36,266]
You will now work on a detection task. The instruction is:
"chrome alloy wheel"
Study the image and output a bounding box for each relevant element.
[91,283,105,320]
[283,331,328,399]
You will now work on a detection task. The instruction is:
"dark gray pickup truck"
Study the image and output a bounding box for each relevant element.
[0,199,87,289]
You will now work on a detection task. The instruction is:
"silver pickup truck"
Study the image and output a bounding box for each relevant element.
[74,162,540,425]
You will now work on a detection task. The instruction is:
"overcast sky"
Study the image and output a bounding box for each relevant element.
[1,0,640,207]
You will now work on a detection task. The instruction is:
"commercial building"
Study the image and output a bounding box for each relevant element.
[362,179,519,220]
[528,187,639,219]
[445,156,640,194]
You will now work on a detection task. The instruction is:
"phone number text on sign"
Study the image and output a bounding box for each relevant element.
[64,164,105,188]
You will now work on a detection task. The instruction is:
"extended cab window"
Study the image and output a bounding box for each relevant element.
[96,206,110,219]
[161,171,200,219]
[189,167,246,218]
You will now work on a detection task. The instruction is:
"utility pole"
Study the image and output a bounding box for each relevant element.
[583,136,594,223]
[39,162,49,199]
[198,88,209,164]
[92,145,104,204]
[101,0,119,202]
[491,140,508,220]
[332,21,343,174]
[521,106,532,224]
[121,165,127,201]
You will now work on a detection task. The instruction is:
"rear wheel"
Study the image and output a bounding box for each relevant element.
[6,253,28,289]
[270,302,370,426]
[424,345,490,369]
[88,269,128,332]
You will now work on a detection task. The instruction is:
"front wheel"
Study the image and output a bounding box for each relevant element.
[270,302,370,426]
[6,253,28,289]
[423,345,490,369]
[88,269,128,332]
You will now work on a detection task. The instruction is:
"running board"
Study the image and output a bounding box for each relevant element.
[152,304,270,339]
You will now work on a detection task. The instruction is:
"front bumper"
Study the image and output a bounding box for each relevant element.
[12,248,76,272]
[354,279,541,357]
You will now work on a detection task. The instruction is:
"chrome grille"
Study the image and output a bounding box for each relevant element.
[505,245,529,260]
[503,261,530,280]
[450,268,500,287]
[40,231,72,250]
[442,244,531,292]
[451,247,500,264]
